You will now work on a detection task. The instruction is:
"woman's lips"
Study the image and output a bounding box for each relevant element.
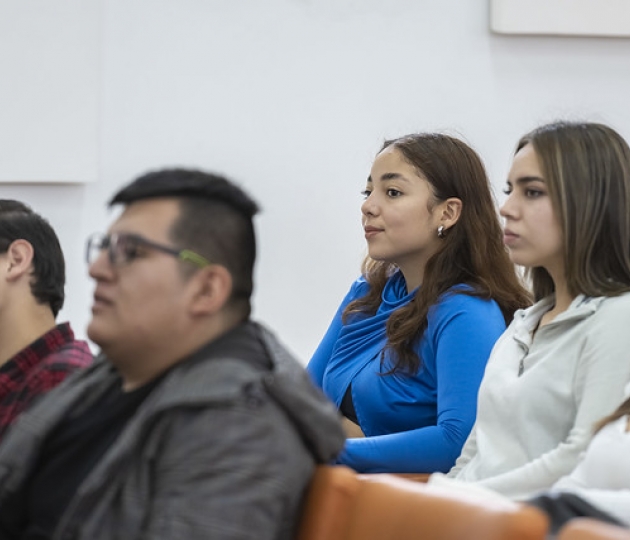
[364,226,382,239]
[503,229,519,246]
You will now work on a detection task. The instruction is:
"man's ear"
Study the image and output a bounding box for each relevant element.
[438,197,463,230]
[188,265,233,316]
[4,240,34,281]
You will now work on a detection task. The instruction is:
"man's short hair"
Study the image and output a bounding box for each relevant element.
[110,168,260,317]
[0,200,65,317]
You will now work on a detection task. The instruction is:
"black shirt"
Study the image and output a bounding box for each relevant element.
[20,376,160,540]
[340,384,358,423]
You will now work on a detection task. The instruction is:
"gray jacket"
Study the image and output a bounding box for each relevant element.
[0,322,345,540]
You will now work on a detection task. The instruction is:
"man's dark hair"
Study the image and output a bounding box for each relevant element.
[110,168,260,318]
[0,200,66,317]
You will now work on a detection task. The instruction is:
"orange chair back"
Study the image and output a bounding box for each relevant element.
[296,467,549,540]
[346,474,548,540]
[295,465,360,540]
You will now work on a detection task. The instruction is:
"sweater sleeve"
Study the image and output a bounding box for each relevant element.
[447,423,479,477]
[337,295,505,473]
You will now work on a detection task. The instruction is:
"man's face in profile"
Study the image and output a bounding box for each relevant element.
[87,198,193,364]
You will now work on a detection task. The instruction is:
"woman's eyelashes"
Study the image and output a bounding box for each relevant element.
[502,184,545,198]
[361,186,403,199]
[524,188,545,198]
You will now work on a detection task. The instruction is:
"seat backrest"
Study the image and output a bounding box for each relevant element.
[295,465,361,540]
[345,474,549,540]
[558,518,630,540]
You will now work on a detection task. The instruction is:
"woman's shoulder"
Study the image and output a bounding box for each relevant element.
[350,274,370,293]
[578,291,630,334]
[568,291,630,326]
[432,284,504,318]
[424,286,506,338]
[438,284,500,308]
[562,292,630,346]
[596,290,630,313]
[338,275,372,305]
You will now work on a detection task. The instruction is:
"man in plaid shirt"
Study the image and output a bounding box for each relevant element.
[0,200,92,440]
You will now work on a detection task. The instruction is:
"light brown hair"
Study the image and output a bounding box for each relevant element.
[595,395,630,433]
[517,121,630,301]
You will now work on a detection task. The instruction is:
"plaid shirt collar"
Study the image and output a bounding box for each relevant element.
[0,323,76,376]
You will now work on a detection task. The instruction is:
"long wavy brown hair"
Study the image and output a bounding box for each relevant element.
[343,133,531,375]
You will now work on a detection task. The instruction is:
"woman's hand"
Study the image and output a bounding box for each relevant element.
[342,417,365,438]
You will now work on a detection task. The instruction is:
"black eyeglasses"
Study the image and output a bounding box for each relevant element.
[86,232,210,268]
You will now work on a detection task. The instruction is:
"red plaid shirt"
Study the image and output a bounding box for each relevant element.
[0,322,93,440]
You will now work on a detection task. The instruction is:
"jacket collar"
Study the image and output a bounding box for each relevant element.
[512,294,605,350]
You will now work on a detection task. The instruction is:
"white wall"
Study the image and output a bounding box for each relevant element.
[3,0,630,362]
[0,1,100,182]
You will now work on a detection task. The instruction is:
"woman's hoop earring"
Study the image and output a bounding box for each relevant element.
[437,225,445,238]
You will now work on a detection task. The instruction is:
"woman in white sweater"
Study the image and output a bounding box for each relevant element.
[535,384,630,527]
[443,121,630,499]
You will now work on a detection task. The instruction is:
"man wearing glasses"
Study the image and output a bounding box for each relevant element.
[0,200,92,441]
[0,169,344,540]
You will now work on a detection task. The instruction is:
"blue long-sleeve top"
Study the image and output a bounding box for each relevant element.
[307,271,506,473]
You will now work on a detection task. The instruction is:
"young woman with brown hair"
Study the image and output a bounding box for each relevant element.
[448,121,630,499]
[307,133,530,473]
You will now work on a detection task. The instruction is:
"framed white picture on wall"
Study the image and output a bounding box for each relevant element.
[490,0,630,37]
[0,1,100,183]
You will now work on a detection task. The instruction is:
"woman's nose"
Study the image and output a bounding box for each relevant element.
[361,196,377,218]
[499,194,516,219]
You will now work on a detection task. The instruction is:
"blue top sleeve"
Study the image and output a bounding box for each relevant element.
[338,293,505,473]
